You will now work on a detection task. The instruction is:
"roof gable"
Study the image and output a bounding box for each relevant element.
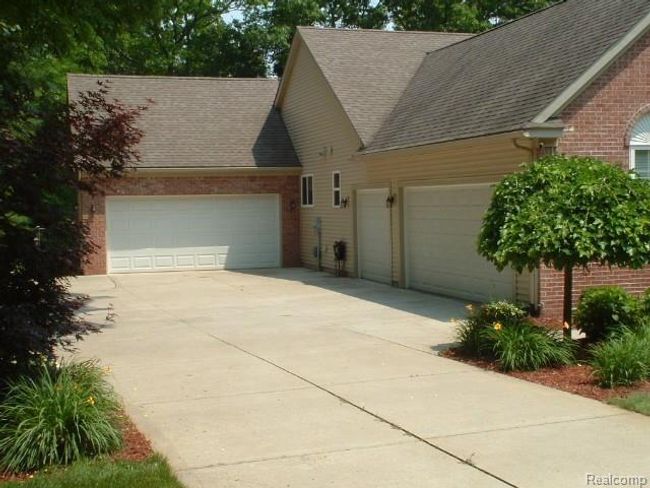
[293,27,471,147]
[366,0,650,153]
[67,74,299,169]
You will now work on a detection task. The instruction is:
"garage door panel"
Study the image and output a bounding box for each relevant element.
[357,189,391,284]
[405,185,513,303]
[106,195,280,273]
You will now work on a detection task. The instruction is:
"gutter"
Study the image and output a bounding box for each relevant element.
[126,166,302,176]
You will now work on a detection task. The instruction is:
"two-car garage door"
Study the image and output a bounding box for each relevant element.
[404,184,514,302]
[106,195,280,273]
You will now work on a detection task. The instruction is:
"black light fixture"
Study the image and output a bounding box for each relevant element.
[385,193,396,208]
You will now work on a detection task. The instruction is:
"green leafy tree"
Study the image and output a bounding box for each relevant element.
[0,83,147,381]
[478,155,650,335]
[107,0,270,77]
[385,0,553,32]
[244,0,387,75]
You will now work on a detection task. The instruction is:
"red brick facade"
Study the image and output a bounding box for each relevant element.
[80,174,301,275]
[540,32,650,319]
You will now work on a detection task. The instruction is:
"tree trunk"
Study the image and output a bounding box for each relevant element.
[563,266,573,339]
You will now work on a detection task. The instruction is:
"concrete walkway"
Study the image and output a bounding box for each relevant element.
[70,269,650,488]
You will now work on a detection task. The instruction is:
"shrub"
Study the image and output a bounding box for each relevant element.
[639,288,650,316]
[0,360,122,472]
[590,326,650,387]
[575,286,642,342]
[485,321,575,372]
[456,300,527,356]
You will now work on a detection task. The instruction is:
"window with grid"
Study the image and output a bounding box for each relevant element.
[630,114,650,179]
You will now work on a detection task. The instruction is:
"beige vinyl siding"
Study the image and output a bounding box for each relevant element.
[360,133,536,303]
[279,40,364,274]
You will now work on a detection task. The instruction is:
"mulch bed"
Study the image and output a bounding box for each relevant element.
[0,411,153,483]
[111,412,153,462]
[443,347,650,402]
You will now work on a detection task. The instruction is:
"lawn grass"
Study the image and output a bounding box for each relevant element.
[609,392,650,416]
[1,455,184,488]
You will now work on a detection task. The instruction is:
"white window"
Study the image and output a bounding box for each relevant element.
[630,114,650,179]
[332,171,341,208]
[301,175,313,207]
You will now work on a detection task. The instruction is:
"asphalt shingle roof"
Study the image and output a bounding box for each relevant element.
[297,26,472,146]
[67,74,299,168]
[366,0,650,153]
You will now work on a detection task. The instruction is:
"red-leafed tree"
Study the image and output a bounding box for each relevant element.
[0,82,147,380]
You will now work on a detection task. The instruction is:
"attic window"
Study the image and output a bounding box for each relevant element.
[630,114,650,179]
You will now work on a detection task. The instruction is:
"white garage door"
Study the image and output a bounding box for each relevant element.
[106,195,280,273]
[357,189,391,284]
[404,184,513,302]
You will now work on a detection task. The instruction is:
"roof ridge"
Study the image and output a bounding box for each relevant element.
[297,25,471,36]
[420,0,568,58]
[67,73,277,82]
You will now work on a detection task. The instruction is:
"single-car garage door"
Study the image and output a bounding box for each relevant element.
[106,195,280,273]
[357,189,391,284]
[404,184,513,302]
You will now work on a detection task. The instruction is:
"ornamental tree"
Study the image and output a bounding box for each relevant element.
[0,82,146,381]
[478,155,650,336]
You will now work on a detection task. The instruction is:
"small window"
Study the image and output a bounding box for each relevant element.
[332,171,341,208]
[632,149,650,179]
[301,175,313,207]
[629,114,650,179]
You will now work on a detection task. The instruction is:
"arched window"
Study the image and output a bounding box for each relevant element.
[629,114,650,179]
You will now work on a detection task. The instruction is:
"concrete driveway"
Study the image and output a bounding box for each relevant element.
[70,269,650,488]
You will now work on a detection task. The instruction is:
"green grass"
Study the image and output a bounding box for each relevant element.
[1,455,184,488]
[609,392,650,416]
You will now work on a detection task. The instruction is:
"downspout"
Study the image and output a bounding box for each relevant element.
[511,138,541,315]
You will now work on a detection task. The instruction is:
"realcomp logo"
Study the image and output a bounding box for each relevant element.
[586,473,648,487]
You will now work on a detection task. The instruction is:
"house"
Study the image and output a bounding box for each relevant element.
[69,0,650,319]
[70,77,301,274]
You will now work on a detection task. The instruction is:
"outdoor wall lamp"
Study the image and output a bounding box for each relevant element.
[341,196,350,208]
[385,193,396,208]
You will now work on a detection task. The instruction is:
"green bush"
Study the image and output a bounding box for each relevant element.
[456,300,527,356]
[0,360,123,472]
[590,326,650,387]
[485,321,575,372]
[575,286,642,342]
[639,288,650,316]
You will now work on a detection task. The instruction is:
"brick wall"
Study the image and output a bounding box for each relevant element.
[80,174,300,275]
[541,31,650,319]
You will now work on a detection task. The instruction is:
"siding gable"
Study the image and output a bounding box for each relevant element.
[278,39,365,272]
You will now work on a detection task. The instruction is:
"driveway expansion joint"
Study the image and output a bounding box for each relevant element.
[347,328,447,356]
[176,439,417,472]
[427,412,631,440]
[134,385,316,407]
[204,331,519,488]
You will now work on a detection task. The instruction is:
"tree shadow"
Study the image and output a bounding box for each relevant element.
[229,267,468,323]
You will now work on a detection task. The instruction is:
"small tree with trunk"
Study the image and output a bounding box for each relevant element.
[478,154,650,336]
[0,82,146,381]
